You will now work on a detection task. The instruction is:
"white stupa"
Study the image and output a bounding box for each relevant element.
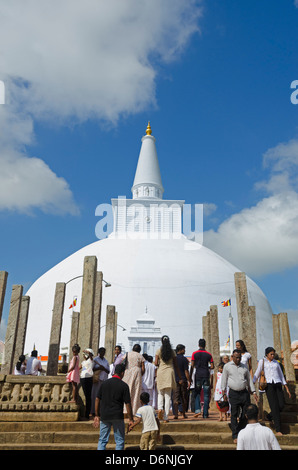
[24,123,274,359]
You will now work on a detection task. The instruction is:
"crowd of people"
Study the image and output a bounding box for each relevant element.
[14,334,291,451]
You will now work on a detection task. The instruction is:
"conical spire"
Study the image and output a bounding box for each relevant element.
[132,123,164,199]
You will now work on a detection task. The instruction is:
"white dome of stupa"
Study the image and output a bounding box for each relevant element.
[24,123,274,359]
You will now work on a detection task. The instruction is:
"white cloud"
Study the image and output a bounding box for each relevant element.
[255,139,298,195]
[203,202,217,216]
[203,138,298,277]
[0,0,203,214]
[204,191,298,276]
[0,1,202,122]
[0,105,79,215]
[0,150,79,216]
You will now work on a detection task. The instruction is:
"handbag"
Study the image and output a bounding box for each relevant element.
[217,400,229,410]
[93,369,100,384]
[93,358,101,384]
[259,358,267,391]
[122,353,128,369]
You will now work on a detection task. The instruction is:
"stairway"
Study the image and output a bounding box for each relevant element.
[0,408,297,450]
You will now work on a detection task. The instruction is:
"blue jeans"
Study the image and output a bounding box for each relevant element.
[97,419,125,450]
[194,377,210,417]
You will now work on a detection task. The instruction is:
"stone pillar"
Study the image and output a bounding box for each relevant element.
[2,285,23,374]
[113,311,118,349]
[105,305,116,365]
[47,282,66,376]
[234,272,250,340]
[77,256,97,352]
[205,311,211,351]
[279,312,295,382]
[202,315,208,341]
[209,305,220,370]
[272,314,281,357]
[234,272,258,363]
[0,271,8,324]
[91,271,103,354]
[14,295,30,362]
[69,311,80,358]
[247,306,258,373]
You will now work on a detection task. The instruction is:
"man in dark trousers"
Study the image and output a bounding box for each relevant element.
[93,363,134,450]
[173,344,191,419]
[221,349,258,443]
[189,338,214,418]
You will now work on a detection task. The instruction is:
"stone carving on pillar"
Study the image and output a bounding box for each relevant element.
[0,376,79,417]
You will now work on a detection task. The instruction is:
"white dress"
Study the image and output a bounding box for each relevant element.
[214,371,224,401]
[241,352,251,370]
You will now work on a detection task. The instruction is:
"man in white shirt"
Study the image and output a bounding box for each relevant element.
[25,350,42,375]
[141,355,156,406]
[237,404,281,450]
[221,349,258,442]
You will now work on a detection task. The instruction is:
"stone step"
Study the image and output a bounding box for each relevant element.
[0,407,297,451]
[0,442,237,450]
[0,419,297,451]
[0,442,296,451]
[0,429,297,446]
[0,414,297,432]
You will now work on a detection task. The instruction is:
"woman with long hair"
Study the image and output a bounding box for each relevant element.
[14,355,26,375]
[253,346,291,435]
[236,339,253,377]
[155,335,182,422]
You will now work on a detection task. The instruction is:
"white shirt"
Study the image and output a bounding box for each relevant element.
[241,352,251,370]
[221,361,255,393]
[136,405,159,433]
[253,358,287,385]
[14,365,26,375]
[142,361,156,389]
[237,423,281,450]
[25,357,41,375]
[80,358,94,378]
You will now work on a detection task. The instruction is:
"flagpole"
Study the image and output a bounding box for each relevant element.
[228,303,234,355]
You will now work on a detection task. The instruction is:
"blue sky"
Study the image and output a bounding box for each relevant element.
[0,0,298,342]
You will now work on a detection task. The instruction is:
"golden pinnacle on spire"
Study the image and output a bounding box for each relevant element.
[146,121,152,135]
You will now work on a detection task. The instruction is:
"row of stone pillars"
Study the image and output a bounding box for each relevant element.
[0,256,119,376]
[202,272,295,382]
[1,266,296,381]
[46,256,117,375]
